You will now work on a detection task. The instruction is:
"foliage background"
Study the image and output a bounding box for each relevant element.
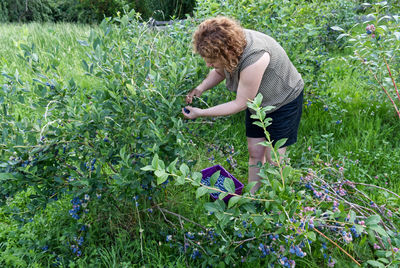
[0,0,399,267]
[0,0,196,23]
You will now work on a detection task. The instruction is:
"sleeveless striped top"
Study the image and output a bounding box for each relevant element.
[224,29,304,113]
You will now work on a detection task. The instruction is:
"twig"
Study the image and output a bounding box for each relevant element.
[107,162,118,173]
[134,203,144,259]
[358,52,400,119]
[383,55,400,102]
[233,233,271,244]
[353,182,400,199]
[313,227,361,266]
[157,207,207,231]
[157,206,177,228]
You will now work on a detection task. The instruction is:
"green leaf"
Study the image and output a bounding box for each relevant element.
[175,175,185,185]
[366,215,381,226]
[192,172,202,185]
[179,163,189,176]
[349,210,356,223]
[82,60,89,72]
[355,224,365,234]
[370,225,388,237]
[245,181,257,193]
[140,165,154,171]
[0,173,16,181]
[238,198,251,205]
[166,158,178,173]
[219,214,231,228]
[241,204,256,214]
[204,200,225,212]
[337,33,350,40]
[281,166,292,180]
[151,154,159,169]
[279,212,285,222]
[274,138,287,150]
[378,25,388,32]
[224,178,236,193]
[394,32,400,41]
[218,192,229,200]
[331,26,344,32]
[366,260,385,268]
[210,170,220,186]
[155,170,168,184]
[228,196,241,208]
[253,216,264,226]
[196,187,209,198]
[306,231,316,241]
[377,258,389,264]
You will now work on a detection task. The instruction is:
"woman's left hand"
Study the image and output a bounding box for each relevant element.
[182,106,202,119]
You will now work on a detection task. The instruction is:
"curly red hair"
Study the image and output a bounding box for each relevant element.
[193,16,247,73]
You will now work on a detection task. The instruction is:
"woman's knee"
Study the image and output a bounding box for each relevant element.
[248,146,266,163]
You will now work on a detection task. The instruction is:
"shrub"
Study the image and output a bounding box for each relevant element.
[134,0,196,21]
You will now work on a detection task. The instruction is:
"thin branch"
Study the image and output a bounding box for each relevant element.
[313,227,361,266]
[353,182,400,199]
[157,207,207,231]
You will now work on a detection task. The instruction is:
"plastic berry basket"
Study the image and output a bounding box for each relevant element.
[201,165,244,203]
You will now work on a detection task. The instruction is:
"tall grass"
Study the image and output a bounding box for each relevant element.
[0,23,100,89]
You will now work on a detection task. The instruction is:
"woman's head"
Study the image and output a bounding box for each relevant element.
[193,16,246,73]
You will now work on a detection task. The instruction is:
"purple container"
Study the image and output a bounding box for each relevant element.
[201,165,244,203]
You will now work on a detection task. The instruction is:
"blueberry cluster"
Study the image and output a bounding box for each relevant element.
[70,236,84,257]
[289,244,307,258]
[45,81,55,90]
[68,196,90,257]
[278,256,296,267]
[84,158,96,171]
[185,232,195,239]
[69,196,90,220]
[342,230,353,243]
[201,174,230,199]
[365,24,375,35]
[191,248,201,259]
[349,225,360,238]
[69,197,82,220]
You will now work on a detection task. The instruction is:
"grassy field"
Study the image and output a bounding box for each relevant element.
[0,7,399,267]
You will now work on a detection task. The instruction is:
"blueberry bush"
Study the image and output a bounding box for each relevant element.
[332,1,400,120]
[0,0,399,267]
[149,94,400,267]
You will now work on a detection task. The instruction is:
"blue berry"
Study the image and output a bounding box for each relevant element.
[184,108,190,114]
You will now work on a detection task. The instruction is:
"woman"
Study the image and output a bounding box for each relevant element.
[182,17,304,194]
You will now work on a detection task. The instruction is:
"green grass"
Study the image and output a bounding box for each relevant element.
[0,20,399,267]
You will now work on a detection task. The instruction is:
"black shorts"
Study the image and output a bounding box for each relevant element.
[245,90,303,148]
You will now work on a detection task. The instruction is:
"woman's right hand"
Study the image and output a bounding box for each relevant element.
[186,88,203,104]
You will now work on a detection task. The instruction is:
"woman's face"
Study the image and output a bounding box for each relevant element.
[203,57,224,69]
